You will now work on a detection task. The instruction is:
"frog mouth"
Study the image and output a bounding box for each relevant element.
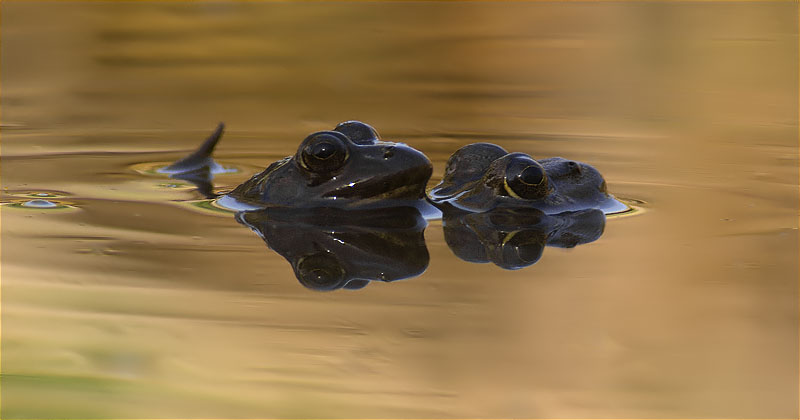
[322,165,432,201]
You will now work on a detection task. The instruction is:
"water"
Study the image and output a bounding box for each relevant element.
[2,1,798,418]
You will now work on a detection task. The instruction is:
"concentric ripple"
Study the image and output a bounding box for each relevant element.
[129,161,242,177]
[1,190,78,211]
[607,197,647,219]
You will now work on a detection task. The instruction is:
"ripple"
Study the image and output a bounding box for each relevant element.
[5,190,72,199]
[620,197,648,205]
[607,197,647,219]
[3,199,78,211]
[213,194,263,212]
[155,182,196,191]
[172,198,238,216]
[129,161,243,177]
[0,190,79,211]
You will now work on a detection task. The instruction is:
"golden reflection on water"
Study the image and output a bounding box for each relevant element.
[1,1,798,418]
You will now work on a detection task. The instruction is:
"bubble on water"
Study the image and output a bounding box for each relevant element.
[2,196,78,211]
[3,190,71,199]
[22,199,59,208]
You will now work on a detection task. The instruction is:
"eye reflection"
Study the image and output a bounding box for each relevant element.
[499,230,546,269]
[235,207,428,291]
[296,253,346,291]
[234,205,606,289]
[442,207,606,270]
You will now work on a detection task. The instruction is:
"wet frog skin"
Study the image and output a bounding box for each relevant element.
[227,121,433,209]
[161,121,433,209]
[428,143,625,214]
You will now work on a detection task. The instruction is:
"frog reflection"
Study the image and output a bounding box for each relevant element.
[235,207,429,290]
[161,121,433,209]
[429,143,626,214]
[441,206,605,269]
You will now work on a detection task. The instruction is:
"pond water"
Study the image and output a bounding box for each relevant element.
[1,1,798,418]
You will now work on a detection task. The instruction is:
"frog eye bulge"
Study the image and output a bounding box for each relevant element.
[519,165,544,185]
[503,155,549,199]
[500,230,546,268]
[299,131,349,173]
[295,252,346,291]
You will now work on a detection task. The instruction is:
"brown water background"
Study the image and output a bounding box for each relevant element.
[1,1,798,418]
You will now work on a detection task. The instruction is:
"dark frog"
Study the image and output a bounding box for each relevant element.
[226,121,432,209]
[162,121,432,210]
[428,143,627,214]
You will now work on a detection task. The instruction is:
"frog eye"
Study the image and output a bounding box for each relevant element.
[295,252,346,291]
[298,131,349,174]
[503,155,549,199]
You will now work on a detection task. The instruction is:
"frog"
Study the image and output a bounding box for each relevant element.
[156,124,618,290]
[161,121,433,210]
[225,121,433,210]
[428,143,627,215]
[236,206,429,291]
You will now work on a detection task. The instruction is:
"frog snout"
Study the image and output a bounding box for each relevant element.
[568,161,583,175]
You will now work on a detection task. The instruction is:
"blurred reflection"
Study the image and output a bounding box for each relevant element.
[235,207,429,290]
[167,167,217,198]
[441,206,605,269]
[234,202,606,290]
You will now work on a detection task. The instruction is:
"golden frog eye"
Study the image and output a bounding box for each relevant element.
[503,154,549,199]
[298,131,349,174]
[518,165,544,185]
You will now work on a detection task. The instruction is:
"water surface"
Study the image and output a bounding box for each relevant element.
[2,1,798,418]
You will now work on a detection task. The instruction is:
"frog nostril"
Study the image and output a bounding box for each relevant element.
[383,146,395,159]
